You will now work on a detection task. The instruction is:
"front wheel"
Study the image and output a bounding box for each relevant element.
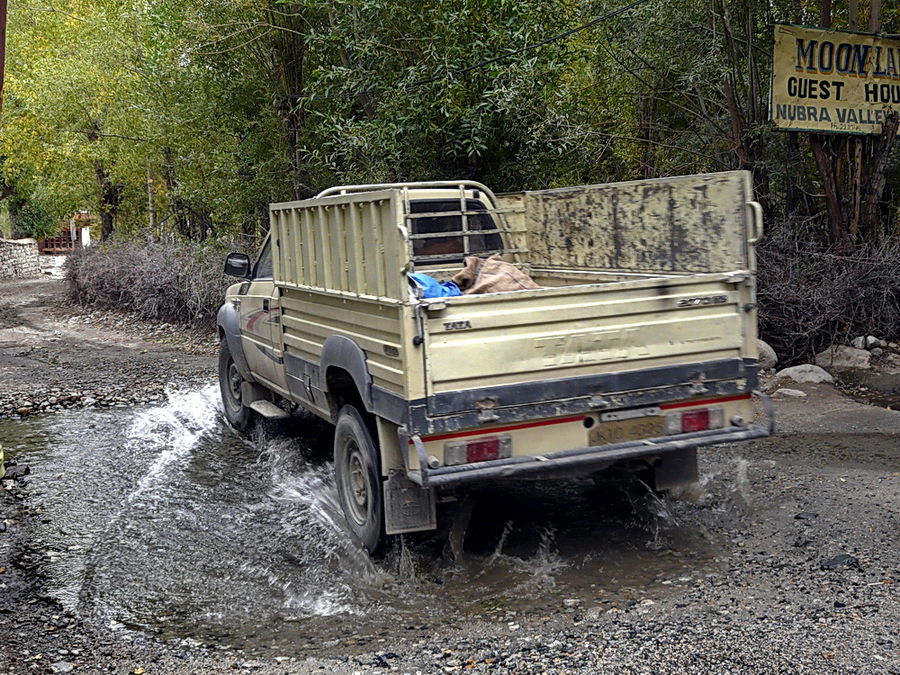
[334,405,385,555]
[218,339,252,431]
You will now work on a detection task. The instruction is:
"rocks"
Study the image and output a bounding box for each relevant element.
[0,239,41,279]
[49,662,75,673]
[772,364,834,385]
[3,462,30,481]
[756,339,778,370]
[852,335,887,350]
[820,554,861,571]
[814,345,872,372]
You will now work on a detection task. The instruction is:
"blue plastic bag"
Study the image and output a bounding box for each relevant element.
[408,273,462,298]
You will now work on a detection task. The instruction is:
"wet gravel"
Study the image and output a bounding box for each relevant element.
[3,431,898,674]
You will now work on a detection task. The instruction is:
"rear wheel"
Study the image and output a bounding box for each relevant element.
[218,339,252,431]
[334,405,385,555]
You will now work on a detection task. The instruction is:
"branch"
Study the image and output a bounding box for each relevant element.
[66,130,149,143]
[25,4,84,21]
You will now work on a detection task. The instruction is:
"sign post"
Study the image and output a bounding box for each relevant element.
[771,24,899,135]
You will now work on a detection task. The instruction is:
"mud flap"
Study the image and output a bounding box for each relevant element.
[241,380,271,405]
[384,471,436,535]
[653,448,699,491]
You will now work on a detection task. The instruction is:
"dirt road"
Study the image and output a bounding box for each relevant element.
[0,278,214,417]
[1,277,898,674]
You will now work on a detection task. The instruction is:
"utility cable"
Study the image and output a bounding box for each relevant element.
[411,0,653,87]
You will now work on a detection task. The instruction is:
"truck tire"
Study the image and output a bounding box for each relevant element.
[218,339,252,431]
[334,405,385,555]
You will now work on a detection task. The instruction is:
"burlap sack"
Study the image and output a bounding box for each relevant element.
[452,254,540,295]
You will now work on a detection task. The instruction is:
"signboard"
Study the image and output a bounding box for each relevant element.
[771,23,900,134]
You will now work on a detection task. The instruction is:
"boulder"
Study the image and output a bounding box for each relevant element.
[773,364,834,384]
[814,345,872,372]
[756,339,778,370]
[851,335,867,349]
[772,388,807,398]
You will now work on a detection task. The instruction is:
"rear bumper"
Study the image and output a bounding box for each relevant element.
[406,391,774,488]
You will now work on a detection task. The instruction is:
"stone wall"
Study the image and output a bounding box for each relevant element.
[0,238,41,279]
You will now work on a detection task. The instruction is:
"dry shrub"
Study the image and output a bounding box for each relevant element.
[757,229,900,366]
[65,237,256,328]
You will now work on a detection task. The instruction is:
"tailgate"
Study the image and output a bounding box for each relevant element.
[422,273,749,417]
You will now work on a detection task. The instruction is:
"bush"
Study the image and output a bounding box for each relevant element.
[65,236,257,328]
[757,229,900,366]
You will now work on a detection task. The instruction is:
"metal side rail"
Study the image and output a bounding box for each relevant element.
[407,392,774,489]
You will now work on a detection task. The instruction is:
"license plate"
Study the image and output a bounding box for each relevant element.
[589,416,665,446]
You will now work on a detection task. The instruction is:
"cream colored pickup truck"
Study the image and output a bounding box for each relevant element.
[218,172,773,553]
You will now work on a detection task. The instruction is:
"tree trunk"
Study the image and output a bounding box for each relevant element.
[162,148,191,238]
[809,134,846,243]
[0,0,7,118]
[860,114,899,239]
[94,161,122,241]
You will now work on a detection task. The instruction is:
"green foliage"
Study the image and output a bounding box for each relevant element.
[1,0,898,242]
[11,196,59,239]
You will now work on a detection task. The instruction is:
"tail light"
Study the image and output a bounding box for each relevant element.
[444,434,512,466]
[665,406,725,435]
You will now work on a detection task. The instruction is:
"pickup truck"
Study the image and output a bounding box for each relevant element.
[218,171,773,554]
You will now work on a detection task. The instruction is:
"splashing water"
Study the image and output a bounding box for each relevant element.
[0,388,724,649]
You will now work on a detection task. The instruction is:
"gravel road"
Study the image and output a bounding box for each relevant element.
[1,277,898,674]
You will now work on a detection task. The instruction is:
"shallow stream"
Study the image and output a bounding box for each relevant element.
[0,386,720,651]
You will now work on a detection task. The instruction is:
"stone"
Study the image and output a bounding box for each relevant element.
[756,339,778,370]
[814,345,872,372]
[851,336,867,349]
[773,364,834,384]
[772,388,807,398]
[49,663,74,674]
[865,335,881,348]
[0,239,41,279]
[821,554,861,571]
[871,347,884,357]
[562,598,582,608]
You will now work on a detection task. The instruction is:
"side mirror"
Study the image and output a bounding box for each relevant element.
[224,252,251,279]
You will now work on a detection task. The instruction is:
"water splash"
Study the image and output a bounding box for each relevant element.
[733,457,752,507]
[128,384,223,498]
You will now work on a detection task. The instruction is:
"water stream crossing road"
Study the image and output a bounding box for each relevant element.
[2,391,898,674]
[0,278,899,674]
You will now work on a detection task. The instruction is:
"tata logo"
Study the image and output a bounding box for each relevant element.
[443,320,472,331]
[676,295,728,308]
[534,328,650,367]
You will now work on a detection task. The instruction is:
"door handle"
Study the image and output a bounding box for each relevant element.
[263,299,270,312]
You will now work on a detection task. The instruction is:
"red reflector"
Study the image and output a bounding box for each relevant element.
[681,409,710,433]
[467,438,501,463]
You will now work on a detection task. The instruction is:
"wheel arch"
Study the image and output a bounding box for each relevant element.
[321,335,374,417]
[216,301,255,382]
